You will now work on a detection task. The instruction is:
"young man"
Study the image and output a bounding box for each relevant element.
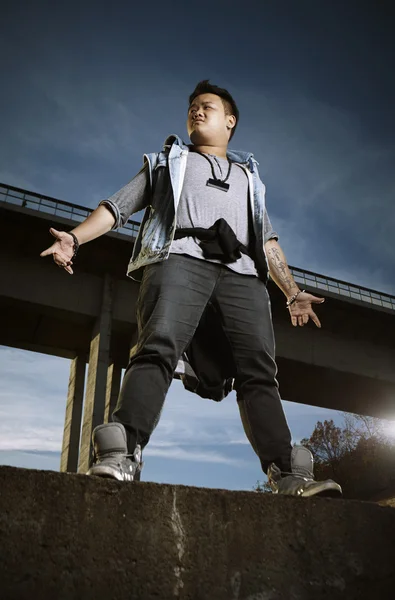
[41,81,341,497]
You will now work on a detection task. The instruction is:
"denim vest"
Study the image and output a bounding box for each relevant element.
[127,134,268,279]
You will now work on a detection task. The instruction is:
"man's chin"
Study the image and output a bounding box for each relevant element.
[189,130,211,145]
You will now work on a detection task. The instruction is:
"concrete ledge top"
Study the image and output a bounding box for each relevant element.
[1,465,395,600]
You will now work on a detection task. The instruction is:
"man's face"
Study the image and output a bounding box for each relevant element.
[187,93,235,145]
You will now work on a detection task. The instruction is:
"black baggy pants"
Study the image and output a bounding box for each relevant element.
[113,254,292,473]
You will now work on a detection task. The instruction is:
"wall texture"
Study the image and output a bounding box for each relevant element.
[1,466,395,600]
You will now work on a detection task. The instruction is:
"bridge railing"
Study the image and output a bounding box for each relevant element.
[1,182,394,312]
[0,182,140,237]
[290,267,395,312]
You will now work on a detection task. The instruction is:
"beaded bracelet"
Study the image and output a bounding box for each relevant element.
[286,289,305,307]
[68,231,80,261]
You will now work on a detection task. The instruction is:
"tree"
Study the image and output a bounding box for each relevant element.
[342,413,388,445]
[301,419,346,465]
[254,414,395,500]
[300,413,395,500]
[253,479,272,493]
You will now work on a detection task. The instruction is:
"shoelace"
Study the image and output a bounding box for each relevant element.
[125,453,143,471]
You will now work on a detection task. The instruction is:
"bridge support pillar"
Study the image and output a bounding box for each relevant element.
[78,274,114,473]
[60,354,86,473]
[104,362,122,423]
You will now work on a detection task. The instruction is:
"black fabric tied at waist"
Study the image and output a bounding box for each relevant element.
[174,218,248,263]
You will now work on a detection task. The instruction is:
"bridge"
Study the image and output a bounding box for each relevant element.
[1,182,394,474]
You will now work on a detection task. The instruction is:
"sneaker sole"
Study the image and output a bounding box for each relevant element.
[302,482,342,498]
[86,465,128,481]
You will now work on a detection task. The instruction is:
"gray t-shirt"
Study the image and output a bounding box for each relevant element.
[100,152,278,277]
[170,152,277,276]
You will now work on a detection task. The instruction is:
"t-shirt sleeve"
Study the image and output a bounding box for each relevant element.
[263,207,279,243]
[99,163,150,230]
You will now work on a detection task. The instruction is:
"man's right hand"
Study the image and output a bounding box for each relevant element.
[40,228,76,274]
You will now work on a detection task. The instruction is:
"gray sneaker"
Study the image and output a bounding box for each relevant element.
[267,445,342,498]
[87,422,143,482]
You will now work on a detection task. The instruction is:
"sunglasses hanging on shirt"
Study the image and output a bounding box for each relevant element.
[195,151,233,192]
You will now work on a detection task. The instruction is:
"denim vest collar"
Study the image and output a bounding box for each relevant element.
[162,134,258,171]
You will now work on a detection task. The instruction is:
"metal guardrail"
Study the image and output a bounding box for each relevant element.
[0,182,140,238]
[1,182,394,312]
[289,267,395,312]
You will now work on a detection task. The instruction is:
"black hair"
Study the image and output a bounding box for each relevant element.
[188,80,239,140]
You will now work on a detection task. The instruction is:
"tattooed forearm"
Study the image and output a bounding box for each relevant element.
[265,241,299,297]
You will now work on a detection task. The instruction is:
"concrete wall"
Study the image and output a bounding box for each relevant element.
[1,466,395,600]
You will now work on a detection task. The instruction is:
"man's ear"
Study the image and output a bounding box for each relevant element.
[226,114,236,131]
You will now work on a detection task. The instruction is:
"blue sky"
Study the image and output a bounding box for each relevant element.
[1,1,394,489]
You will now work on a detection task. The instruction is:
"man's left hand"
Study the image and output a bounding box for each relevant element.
[288,292,325,328]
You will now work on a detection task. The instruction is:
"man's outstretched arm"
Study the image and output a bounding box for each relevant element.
[264,238,325,328]
[40,163,150,274]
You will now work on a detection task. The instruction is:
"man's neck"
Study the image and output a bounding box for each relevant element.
[190,144,228,159]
